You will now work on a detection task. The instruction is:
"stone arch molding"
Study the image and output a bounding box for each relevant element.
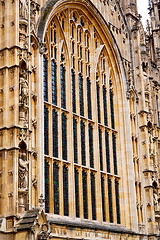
[37,0,128,90]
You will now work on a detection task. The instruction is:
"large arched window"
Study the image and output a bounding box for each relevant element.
[43,8,121,224]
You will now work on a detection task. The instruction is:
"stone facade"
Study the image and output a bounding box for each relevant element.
[0,0,160,239]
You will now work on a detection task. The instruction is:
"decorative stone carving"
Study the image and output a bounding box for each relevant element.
[153,189,159,212]
[18,153,29,190]
[19,0,28,20]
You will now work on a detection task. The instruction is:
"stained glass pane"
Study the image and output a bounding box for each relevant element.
[52,110,58,158]
[115,179,121,224]
[62,113,67,160]
[72,69,76,113]
[91,173,96,220]
[81,121,86,166]
[96,83,101,123]
[112,133,118,175]
[53,162,59,214]
[89,124,94,168]
[103,86,108,126]
[82,170,88,219]
[61,65,66,109]
[79,74,84,116]
[101,175,106,221]
[44,106,49,155]
[45,160,49,213]
[73,118,78,163]
[74,168,79,217]
[87,78,92,119]
[108,177,113,223]
[43,56,48,101]
[51,60,57,105]
[63,165,69,216]
[99,127,103,171]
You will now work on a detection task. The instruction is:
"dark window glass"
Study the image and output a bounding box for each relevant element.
[72,69,76,113]
[61,65,66,109]
[74,168,79,217]
[62,113,67,160]
[91,172,96,220]
[87,78,92,119]
[156,95,160,127]
[105,131,110,173]
[43,56,48,101]
[99,127,103,171]
[103,86,108,126]
[54,30,56,44]
[82,170,88,219]
[63,165,69,216]
[45,160,49,213]
[52,110,58,158]
[108,177,113,223]
[71,24,74,38]
[89,123,94,168]
[44,106,49,155]
[81,121,86,166]
[73,118,78,163]
[53,162,59,214]
[51,60,57,105]
[101,175,106,221]
[115,179,121,224]
[96,83,101,123]
[72,41,74,54]
[79,74,84,116]
[112,133,118,175]
[110,88,115,129]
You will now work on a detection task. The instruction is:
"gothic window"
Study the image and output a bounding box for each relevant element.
[105,130,110,173]
[52,110,58,158]
[91,172,96,220]
[43,55,48,102]
[87,78,92,119]
[156,95,160,127]
[99,127,103,171]
[61,64,66,109]
[115,179,120,224]
[108,177,113,223]
[62,113,67,160]
[103,86,108,126]
[72,69,76,113]
[82,170,88,219]
[112,133,118,175]
[81,121,86,166]
[110,81,115,129]
[73,118,78,163]
[74,168,79,218]
[96,83,101,123]
[43,9,121,223]
[101,175,106,221]
[89,123,94,168]
[63,165,69,216]
[53,162,59,214]
[44,106,49,155]
[45,160,49,213]
[51,60,57,105]
[79,74,84,116]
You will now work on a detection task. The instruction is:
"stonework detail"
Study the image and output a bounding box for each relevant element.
[0,0,160,239]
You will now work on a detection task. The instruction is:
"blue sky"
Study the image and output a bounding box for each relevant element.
[137,0,149,27]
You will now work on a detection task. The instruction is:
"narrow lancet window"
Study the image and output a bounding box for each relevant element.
[96,83,101,123]
[99,127,103,171]
[87,78,92,119]
[45,160,49,213]
[101,175,106,221]
[91,172,96,220]
[53,162,59,214]
[61,64,66,109]
[105,130,110,173]
[74,168,79,218]
[103,86,108,126]
[73,118,78,163]
[115,179,121,224]
[52,110,58,158]
[62,113,67,160]
[81,121,86,166]
[82,170,88,219]
[43,56,48,101]
[63,165,69,216]
[112,133,118,175]
[51,60,57,105]
[89,123,94,168]
[79,74,84,116]
[108,177,113,223]
[44,106,49,155]
[72,69,76,113]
